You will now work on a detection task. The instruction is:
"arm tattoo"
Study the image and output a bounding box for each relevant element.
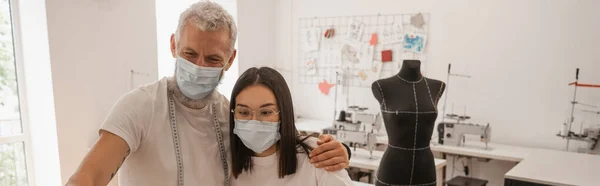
[110,149,131,180]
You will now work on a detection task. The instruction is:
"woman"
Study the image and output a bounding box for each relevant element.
[229,67,353,186]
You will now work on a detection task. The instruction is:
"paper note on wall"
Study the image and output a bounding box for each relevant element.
[347,20,365,43]
[357,70,368,81]
[341,44,359,64]
[302,28,321,52]
[366,60,383,82]
[381,50,392,62]
[369,33,378,46]
[305,58,317,75]
[320,48,343,67]
[332,49,342,66]
[318,79,335,95]
[411,13,425,28]
[358,44,375,69]
[382,24,403,44]
[403,32,427,54]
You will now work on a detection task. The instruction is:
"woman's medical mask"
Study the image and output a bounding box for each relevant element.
[233,119,281,153]
[175,56,225,100]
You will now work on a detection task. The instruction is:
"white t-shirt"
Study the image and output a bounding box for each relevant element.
[100,78,232,186]
[231,152,353,186]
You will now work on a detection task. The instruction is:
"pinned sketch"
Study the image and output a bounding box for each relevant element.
[381,50,392,62]
[382,24,404,44]
[324,28,335,38]
[365,60,383,82]
[341,44,359,64]
[302,28,321,52]
[358,44,375,69]
[320,47,343,67]
[369,33,378,46]
[411,13,425,28]
[305,58,317,75]
[331,49,343,66]
[392,24,404,40]
[347,20,365,42]
[318,79,335,95]
[350,68,362,78]
[371,60,383,73]
[357,70,368,81]
[297,14,430,86]
[403,33,427,54]
[381,27,394,44]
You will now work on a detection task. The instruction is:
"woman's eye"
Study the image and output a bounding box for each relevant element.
[259,110,273,116]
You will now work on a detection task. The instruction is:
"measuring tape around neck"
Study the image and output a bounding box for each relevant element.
[167,93,230,186]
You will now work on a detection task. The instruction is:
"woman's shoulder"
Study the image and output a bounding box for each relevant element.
[292,155,353,186]
[294,136,316,169]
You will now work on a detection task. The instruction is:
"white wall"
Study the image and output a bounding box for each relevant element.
[156,0,239,100]
[274,0,600,185]
[237,0,277,73]
[279,0,600,152]
[44,0,158,184]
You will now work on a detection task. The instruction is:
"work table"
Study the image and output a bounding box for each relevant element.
[349,148,447,170]
[505,149,600,186]
[429,138,600,186]
[295,118,600,186]
[429,139,533,162]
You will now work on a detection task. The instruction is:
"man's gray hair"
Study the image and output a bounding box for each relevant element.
[175,1,237,53]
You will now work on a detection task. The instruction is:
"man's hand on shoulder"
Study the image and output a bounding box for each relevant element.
[308,134,349,172]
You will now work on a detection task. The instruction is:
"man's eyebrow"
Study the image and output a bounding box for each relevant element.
[206,54,224,60]
[182,47,196,52]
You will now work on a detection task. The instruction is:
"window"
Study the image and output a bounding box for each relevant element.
[0,0,32,185]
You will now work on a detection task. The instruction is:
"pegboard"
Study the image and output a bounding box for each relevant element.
[297,13,430,88]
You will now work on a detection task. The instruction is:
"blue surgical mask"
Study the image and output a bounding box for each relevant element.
[175,56,225,100]
[233,119,281,153]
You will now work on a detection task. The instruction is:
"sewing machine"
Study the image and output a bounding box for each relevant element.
[557,126,600,154]
[323,107,382,159]
[333,108,383,132]
[438,122,491,149]
[583,127,600,154]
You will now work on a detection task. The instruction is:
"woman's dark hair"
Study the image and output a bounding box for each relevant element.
[230,67,312,178]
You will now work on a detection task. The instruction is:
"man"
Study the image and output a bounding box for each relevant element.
[66,1,350,186]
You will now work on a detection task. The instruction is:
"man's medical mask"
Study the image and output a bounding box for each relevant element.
[233,119,281,154]
[175,56,225,100]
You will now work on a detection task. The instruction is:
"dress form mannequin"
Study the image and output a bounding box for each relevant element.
[371,60,445,186]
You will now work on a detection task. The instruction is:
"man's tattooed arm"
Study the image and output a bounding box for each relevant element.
[110,149,131,181]
[65,131,132,186]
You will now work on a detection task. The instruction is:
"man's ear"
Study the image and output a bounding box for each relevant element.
[224,49,237,71]
[170,34,177,58]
